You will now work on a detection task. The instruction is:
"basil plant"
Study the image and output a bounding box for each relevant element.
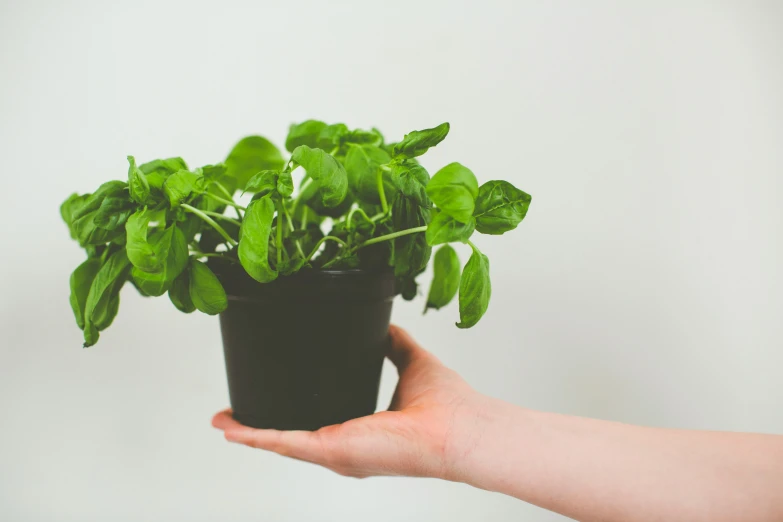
[61,121,532,346]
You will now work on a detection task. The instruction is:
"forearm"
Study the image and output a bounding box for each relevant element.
[446,397,783,522]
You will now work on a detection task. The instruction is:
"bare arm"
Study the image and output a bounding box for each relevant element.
[212,326,783,522]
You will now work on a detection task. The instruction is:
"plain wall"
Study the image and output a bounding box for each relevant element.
[1,1,781,521]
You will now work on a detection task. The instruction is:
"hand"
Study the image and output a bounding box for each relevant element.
[212,324,486,479]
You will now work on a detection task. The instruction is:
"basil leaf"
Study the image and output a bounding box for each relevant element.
[163,169,201,208]
[69,258,101,330]
[93,196,133,231]
[139,157,189,176]
[277,169,294,198]
[456,244,491,329]
[238,197,278,283]
[391,195,431,278]
[425,245,460,312]
[425,210,475,246]
[83,249,131,347]
[343,128,383,147]
[344,144,395,205]
[130,225,188,296]
[168,265,196,313]
[316,123,348,150]
[189,259,227,315]
[70,181,127,223]
[392,122,449,159]
[225,136,285,190]
[127,156,151,204]
[125,209,162,272]
[291,145,348,208]
[244,170,279,195]
[390,161,429,205]
[285,120,327,152]
[399,277,418,301]
[473,180,532,235]
[426,162,479,223]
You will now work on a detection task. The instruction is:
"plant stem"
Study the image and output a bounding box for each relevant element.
[291,177,312,213]
[282,204,306,258]
[376,168,389,214]
[205,192,247,212]
[200,210,241,226]
[360,225,427,247]
[300,205,308,230]
[181,204,238,247]
[466,239,480,253]
[305,236,349,263]
[346,206,373,230]
[275,201,283,265]
[214,182,243,219]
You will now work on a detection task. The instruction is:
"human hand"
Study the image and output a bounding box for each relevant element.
[212,324,488,479]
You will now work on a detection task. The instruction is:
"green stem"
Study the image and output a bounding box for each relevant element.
[300,205,308,230]
[466,239,480,253]
[275,202,284,265]
[360,225,427,247]
[214,182,243,219]
[205,192,247,212]
[376,167,389,214]
[346,206,373,230]
[181,204,238,247]
[200,210,241,226]
[305,236,349,263]
[281,204,306,258]
[291,177,313,213]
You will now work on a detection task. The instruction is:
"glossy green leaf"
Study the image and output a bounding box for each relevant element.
[456,244,491,329]
[163,169,201,208]
[69,181,127,223]
[473,180,532,235]
[426,162,479,223]
[392,122,449,159]
[130,225,188,296]
[391,195,431,278]
[244,170,279,195]
[225,136,285,190]
[344,144,395,205]
[343,128,383,147]
[316,123,348,150]
[93,196,133,231]
[69,258,101,330]
[277,169,294,197]
[285,120,327,152]
[168,265,196,313]
[189,259,227,315]
[127,156,151,204]
[390,161,429,205]
[238,197,278,283]
[292,145,348,208]
[425,210,475,246]
[125,209,162,272]
[425,245,460,312]
[83,249,131,347]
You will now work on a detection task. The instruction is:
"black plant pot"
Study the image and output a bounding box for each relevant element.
[212,262,397,431]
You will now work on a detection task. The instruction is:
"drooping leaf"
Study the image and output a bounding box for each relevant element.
[60,193,89,233]
[130,225,188,296]
[390,161,429,205]
[93,196,133,231]
[238,197,278,283]
[125,209,163,272]
[391,195,431,278]
[225,136,285,190]
[426,162,479,223]
[392,122,450,159]
[127,156,151,204]
[189,259,227,315]
[456,244,491,329]
[344,144,395,205]
[69,181,127,223]
[163,169,201,208]
[424,245,460,313]
[473,180,532,235]
[168,265,196,313]
[292,145,348,208]
[69,258,101,330]
[83,249,131,347]
[425,210,475,246]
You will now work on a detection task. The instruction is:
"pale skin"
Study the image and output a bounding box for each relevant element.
[212,325,783,522]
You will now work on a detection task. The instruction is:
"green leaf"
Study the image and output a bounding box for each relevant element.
[425,210,475,246]
[316,123,348,150]
[343,128,383,147]
[141,157,190,194]
[399,277,418,301]
[277,169,294,197]
[70,181,127,223]
[225,136,285,190]
[244,170,279,195]
[278,257,305,276]
[168,265,196,313]
[390,161,430,205]
[292,145,348,208]
[125,209,163,272]
[238,197,278,283]
[425,245,460,312]
[426,162,479,223]
[163,169,201,208]
[473,180,532,235]
[83,249,131,347]
[93,196,133,231]
[344,144,395,205]
[391,195,431,278]
[189,259,227,315]
[61,193,87,226]
[127,156,151,204]
[392,122,450,159]
[69,258,101,330]
[456,244,491,329]
[286,120,328,152]
[130,225,188,296]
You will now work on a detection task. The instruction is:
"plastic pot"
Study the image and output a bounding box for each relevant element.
[212,262,396,431]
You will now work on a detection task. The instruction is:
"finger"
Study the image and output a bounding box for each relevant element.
[387,324,434,372]
[223,423,326,464]
[211,409,234,430]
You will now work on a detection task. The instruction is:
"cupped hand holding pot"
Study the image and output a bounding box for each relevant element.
[212,325,783,522]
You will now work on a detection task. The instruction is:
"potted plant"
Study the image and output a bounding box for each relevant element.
[61,121,532,430]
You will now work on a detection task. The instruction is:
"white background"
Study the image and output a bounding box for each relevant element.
[1,1,781,521]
